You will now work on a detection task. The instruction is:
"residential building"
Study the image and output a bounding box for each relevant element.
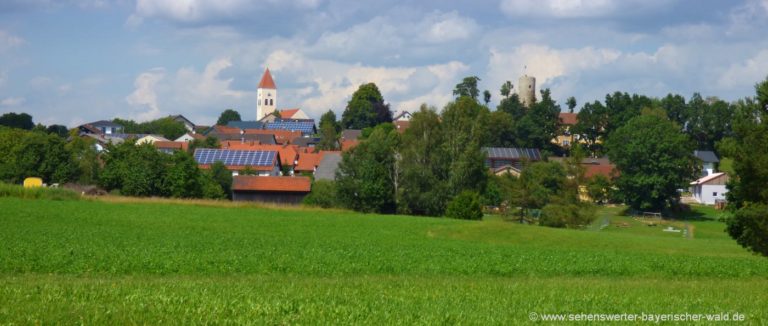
[315,152,342,181]
[555,112,578,149]
[193,148,282,176]
[81,120,124,135]
[136,134,170,145]
[483,147,542,169]
[694,150,719,176]
[170,115,195,132]
[690,172,729,205]
[153,141,189,154]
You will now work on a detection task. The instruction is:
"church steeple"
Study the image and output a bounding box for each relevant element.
[257,68,277,120]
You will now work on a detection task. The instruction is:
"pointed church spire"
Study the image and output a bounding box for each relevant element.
[258,68,276,89]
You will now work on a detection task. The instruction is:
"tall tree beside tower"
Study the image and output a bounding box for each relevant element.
[341,83,392,129]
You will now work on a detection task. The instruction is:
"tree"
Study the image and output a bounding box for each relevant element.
[302,180,338,208]
[485,110,516,147]
[216,109,242,126]
[718,77,768,256]
[510,161,567,223]
[441,97,489,195]
[113,117,187,140]
[65,130,100,185]
[514,89,561,150]
[566,96,577,114]
[573,101,609,156]
[336,123,400,213]
[162,150,203,198]
[100,141,168,197]
[605,115,696,211]
[341,83,391,129]
[453,76,481,100]
[0,128,76,184]
[209,161,232,199]
[0,112,34,130]
[483,90,492,105]
[445,191,483,220]
[317,110,340,151]
[586,174,611,204]
[398,105,451,216]
[500,81,513,99]
[46,125,69,138]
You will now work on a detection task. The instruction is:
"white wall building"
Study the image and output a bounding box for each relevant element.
[690,172,729,205]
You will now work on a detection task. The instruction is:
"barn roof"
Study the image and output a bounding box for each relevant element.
[233,176,311,192]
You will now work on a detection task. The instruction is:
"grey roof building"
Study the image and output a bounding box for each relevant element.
[315,152,342,181]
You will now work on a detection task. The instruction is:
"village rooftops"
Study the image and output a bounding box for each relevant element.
[694,150,719,163]
[559,112,578,125]
[690,172,727,185]
[193,148,281,171]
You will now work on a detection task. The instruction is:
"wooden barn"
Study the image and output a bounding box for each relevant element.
[232,176,311,204]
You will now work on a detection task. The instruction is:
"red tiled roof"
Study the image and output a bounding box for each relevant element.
[583,163,617,179]
[559,112,578,125]
[280,108,300,119]
[341,139,359,152]
[258,68,276,89]
[153,141,189,151]
[214,125,242,134]
[295,152,323,172]
[243,129,302,144]
[233,176,311,192]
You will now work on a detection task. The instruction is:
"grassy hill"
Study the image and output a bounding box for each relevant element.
[1,197,766,324]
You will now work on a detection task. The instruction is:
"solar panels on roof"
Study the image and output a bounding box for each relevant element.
[194,148,276,166]
[265,121,315,134]
[483,147,542,160]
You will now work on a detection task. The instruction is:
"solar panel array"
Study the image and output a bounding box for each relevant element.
[483,147,542,160]
[194,148,276,166]
[265,121,315,133]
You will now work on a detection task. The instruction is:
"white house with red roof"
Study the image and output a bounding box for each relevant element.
[280,108,311,120]
[257,68,277,120]
[690,172,729,205]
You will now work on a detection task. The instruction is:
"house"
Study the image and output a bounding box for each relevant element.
[690,172,729,205]
[193,148,282,176]
[226,121,264,130]
[394,121,410,133]
[243,129,301,145]
[483,147,542,169]
[315,152,342,181]
[81,133,124,152]
[81,120,124,135]
[153,141,189,154]
[220,142,299,172]
[554,112,578,148]
[694,150,719,176]
[175,132,205,143]
[291,137,321,148]
[295,151,324,174]
[341,139,360,152]
[280,108,311,120]
[394,111,412,121]
[136,134,170,145]
[341,129,362,141]
[170,115,195,132]
[493,165,522,177]
[232,175,311,204]
[264,120,317,136]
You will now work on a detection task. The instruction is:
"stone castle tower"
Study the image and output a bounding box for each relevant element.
[518,74,536,107]
[257,68,277,120]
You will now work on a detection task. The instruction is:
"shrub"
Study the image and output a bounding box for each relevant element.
[445,191,483,220]
[0,182,80,201]
[302,180,338,208]
[540,202,597,229]
[727,204,768,257]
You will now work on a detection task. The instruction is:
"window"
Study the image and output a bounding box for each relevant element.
[713,192,718,197]
[563,140,570,146]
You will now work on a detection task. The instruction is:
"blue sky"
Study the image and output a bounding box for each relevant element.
[1,0,767,127]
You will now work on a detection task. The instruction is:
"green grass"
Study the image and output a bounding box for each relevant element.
[0,182,80,201]
[1,197,767,324]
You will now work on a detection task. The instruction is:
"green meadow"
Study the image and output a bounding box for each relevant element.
[1,196,767,324]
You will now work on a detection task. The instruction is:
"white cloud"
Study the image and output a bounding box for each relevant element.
[718,50,768,89]
[421,11,479,44]
[126,68,165,121]
[0,97,25,107]
[130,0,322,24]
[499,0,672,18]
[0,30,24,53]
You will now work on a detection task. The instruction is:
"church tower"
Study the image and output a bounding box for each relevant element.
[518,74,536,108]
[257,68,277,120]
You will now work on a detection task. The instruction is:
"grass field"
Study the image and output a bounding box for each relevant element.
[1,197,767,324]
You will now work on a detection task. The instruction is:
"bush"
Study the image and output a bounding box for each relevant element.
[445,191,483,220]
[727,204,768,257]
[302,180,338,208]
[0,182,80,201]
[540,202,597,229]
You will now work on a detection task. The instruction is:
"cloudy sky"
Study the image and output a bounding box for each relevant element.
[1,0,767,127]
